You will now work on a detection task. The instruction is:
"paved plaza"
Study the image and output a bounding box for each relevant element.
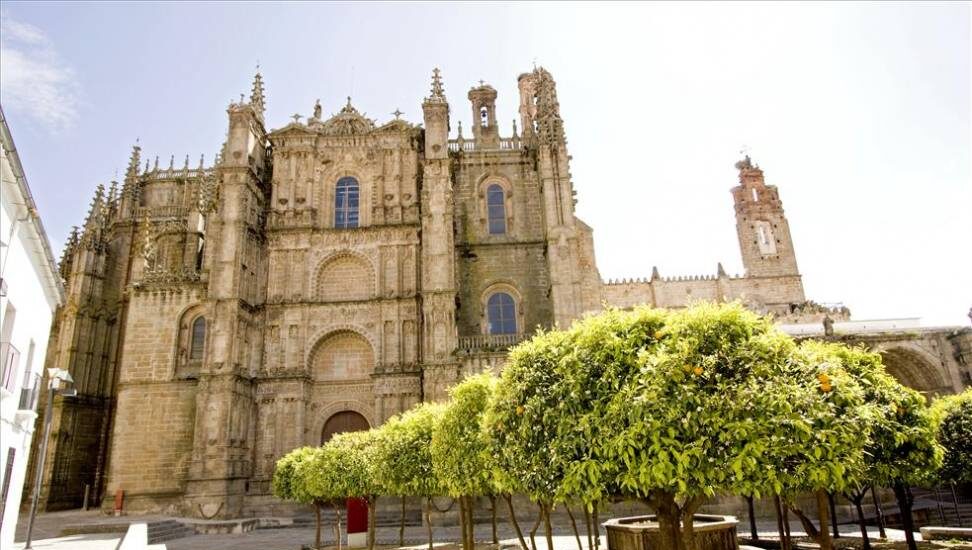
[11,508,927,550]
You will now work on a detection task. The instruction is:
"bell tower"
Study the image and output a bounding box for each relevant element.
[468,82,499,148]
[731,156,801,279]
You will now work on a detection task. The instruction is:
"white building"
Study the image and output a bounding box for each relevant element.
[0,105,65,547]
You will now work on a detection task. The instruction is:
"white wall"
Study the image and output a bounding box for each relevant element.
[0,121,61,547]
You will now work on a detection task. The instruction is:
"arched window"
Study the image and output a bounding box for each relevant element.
[486,184,506,235]
[486,292,517,335]
[190,317,206,362]
[334,177,360,229]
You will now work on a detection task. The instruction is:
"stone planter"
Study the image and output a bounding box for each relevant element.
[603,514,739,550]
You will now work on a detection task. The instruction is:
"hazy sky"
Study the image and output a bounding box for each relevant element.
[1,2,969,326]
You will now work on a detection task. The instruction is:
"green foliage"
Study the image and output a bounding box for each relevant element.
[485,302,871,507]
[776,341,875,495]
[605,302,818,500]
[297,430,386,502]
[378,402,446,497]
[552,307,670,504]
[329,430,387,498]
[932,388,972,484]
[272,446,319,504]
[485,326,572,503]
[814,342,944,488]
[431,373,498,498]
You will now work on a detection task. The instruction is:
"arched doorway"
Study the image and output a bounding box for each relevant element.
[321,410,370,444]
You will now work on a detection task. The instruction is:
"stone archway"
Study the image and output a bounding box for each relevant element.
[321,410,370,444]
[879,345,951,396]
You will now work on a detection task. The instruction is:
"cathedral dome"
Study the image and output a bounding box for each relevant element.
[319,98,376,136]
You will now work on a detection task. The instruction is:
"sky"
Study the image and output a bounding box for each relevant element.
[1,2,969,326]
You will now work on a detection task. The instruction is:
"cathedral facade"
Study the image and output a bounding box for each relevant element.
[33,67,853,518]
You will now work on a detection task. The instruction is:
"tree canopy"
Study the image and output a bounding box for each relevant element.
[378,402,446,498]
[933,388,972,484]
[431,372,498,498]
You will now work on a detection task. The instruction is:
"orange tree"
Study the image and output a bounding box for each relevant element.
[431,373,514,550]
[376,402,446,550]
[816,342,943,550]
[933,388,972,485]
[273,447,329,550]
[768,341,875,550]
[325,430,387,550]
[601,304,872,550]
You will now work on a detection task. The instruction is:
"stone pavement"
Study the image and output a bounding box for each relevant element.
[13,507,919,550]
[9,533,122,550]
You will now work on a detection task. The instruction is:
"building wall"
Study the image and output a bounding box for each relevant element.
[0,107,63,548]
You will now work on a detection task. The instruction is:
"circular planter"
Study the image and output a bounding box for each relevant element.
[603,514,739,550]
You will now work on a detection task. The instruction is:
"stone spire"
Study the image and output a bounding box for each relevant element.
[58,226,80,282]
[82,183,107,235]
[250,68,266,121]
[425,67,446,103]
[533,67,565,144]
[124,142,141,182]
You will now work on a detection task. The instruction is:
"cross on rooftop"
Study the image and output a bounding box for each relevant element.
[392,109,403,119]
[479,79,485,86]
[292,113,302,124]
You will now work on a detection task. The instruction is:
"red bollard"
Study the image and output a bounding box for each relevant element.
[347,497,368,547]
[114,489,125,516]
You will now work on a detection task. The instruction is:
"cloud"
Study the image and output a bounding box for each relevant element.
[0,12,80,131]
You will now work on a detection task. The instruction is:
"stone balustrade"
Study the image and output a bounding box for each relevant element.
[457,333,525,352]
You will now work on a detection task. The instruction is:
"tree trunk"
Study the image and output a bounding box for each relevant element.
[892,482,919,550]
[459,496,468,550]
[504,494,529,550]
[592,501,600,550]
[333,503,344,550]
[816,490,833,550]
[934,487,947,524]
[682,510,697,550]
[529,503,542,550]
[871,487,887,539]
[400,496,407,546]
[774,495,788,550]
[490,495,498,544]
[367,496,377,550]
[651,493,686,550]
[542,502,555,550]
[745,495,758,540]
[828,492,840,539]
[782,501,792,550]
[852,495,872,550]
[566,504,583,550]
[467,495,476,550]
[314,502,322,550]
[585,506,594,550]
[426,498,434,550]
[952,483,964,526]
[788,504,819,541]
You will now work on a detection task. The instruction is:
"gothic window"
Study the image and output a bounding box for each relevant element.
[755,221,777,255]
[487,184,507,235]
[190,317,206,362]
[486,292,517,335]
[334,177,360,229]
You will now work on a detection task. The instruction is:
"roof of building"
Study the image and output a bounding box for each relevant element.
[0,104,66,307]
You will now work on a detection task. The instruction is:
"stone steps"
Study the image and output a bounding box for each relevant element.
[145,520,197,544]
